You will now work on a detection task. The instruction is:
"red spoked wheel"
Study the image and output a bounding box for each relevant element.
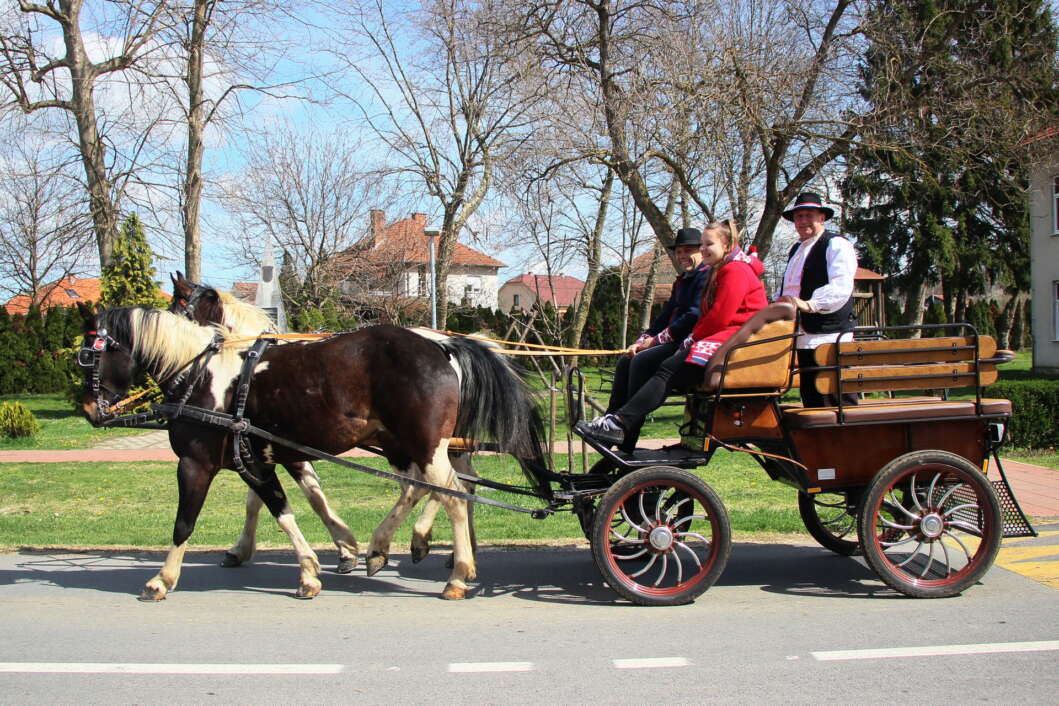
[591,467,730,606]
[857,450,1001,598]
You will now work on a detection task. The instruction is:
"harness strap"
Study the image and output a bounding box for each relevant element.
[154,402,552,517]
[229,338,273,478]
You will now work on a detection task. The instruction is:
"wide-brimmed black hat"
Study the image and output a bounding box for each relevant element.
[782,192,834,221]
[668,227,702,249]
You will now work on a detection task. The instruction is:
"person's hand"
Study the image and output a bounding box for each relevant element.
[779,295,812,313]
[623,342,640,358]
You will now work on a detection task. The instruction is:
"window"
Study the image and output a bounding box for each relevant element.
[1054,176,1059,234]
[64,289,80,298]
[1054,281,1059,341]
[513,293,521,308]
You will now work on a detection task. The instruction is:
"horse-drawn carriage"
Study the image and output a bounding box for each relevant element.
[76,289,1034,607]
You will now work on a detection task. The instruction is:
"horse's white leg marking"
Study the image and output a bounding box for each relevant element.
[140,541,189,601]
[292,462,358,570]
[224,489,262,565]
[421,440,475,600]
[367,473,429,576]
[412,453,478,564]
[274,510,322,599]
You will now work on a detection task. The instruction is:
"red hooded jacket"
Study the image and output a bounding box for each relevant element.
[689,254,767,345]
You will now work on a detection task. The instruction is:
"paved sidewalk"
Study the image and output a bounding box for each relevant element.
[1,435,1057,520]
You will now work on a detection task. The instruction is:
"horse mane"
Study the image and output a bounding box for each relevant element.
[105,307,242,381]
[217,290,276,336]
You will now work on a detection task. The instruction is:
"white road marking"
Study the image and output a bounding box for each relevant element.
[0,663,345,675]
[812,640,1059,662]
[613,657,690,669]
[448,662,535,673]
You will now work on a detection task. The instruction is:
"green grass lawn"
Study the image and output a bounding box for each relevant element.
[0,393,150,450]
[0,452,803,550]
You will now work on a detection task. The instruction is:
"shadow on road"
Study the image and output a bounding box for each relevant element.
[0,541,901,604]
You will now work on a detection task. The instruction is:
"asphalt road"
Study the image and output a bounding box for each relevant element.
[1,537,1057,705]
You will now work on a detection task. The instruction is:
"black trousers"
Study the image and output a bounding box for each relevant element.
[607,340,681,413]
[614,345,702,451]
[797,348,859,408]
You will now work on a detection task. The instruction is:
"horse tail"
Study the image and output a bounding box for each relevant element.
[436,336,551,499]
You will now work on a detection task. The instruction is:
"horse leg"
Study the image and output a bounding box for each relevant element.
[419,442,476,600]
[286,461,358,574]
[413,453,478,569]
[366,474,429,576]
[243,464,323,599]
[221,488,263,568]
[140,457,216,601]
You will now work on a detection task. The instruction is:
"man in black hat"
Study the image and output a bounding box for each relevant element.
[604,227,710,417]
[777,192,859,407]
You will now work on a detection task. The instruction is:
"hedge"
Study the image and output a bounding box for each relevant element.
[0,304,85,395]
[990,380,1059,450]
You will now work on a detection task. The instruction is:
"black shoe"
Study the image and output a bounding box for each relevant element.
[576,413,626,445]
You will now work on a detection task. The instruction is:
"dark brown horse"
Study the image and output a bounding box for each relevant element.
[168,274,357,573]
[77,303,548,600]
[168,273,479,568]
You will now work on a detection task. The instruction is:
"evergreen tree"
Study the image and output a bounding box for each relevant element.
[844,0,1058,326]
[101,214,166,308]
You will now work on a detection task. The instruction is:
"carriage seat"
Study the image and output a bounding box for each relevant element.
[698,302,797,393]
[783,398,1012,428]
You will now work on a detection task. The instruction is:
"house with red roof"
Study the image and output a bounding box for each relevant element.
[335,210,505,312]
[498,273,585,314]
[4,275,171,315]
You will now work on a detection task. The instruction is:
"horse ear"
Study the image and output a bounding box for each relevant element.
[170,271,180,286]
[76,301,93,324]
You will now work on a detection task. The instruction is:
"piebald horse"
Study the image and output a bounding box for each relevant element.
[167,275,358,573]
[168,273,478,568]
[77,303,548,600]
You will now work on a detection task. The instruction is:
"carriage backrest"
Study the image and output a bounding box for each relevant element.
[700,302,797,394]
[811,334,1007,396]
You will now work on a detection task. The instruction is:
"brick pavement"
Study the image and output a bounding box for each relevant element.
[1,435,1056,520]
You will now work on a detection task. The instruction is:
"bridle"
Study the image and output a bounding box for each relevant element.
[174,280,211,320]
[76,327,126,419]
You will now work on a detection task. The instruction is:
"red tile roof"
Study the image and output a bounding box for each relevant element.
[338,211,505,269]
[4,276,171,314]
[503,274,585,308]
[855,267,885,281]
[231,282,258,302]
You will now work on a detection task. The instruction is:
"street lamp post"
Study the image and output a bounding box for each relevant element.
[425,229,438,329]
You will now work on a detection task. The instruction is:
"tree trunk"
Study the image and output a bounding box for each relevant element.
[903,279,927,336]
[638,241,663,331]
[63,1,118,268]
[566,169,614,364]
[182,0,209,282]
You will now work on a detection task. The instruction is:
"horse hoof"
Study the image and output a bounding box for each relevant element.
[220,552,244,568]
[365,552,388,577]
[296,581,321,599]
[441,583,466,600]
[335,557,357,575]
[410,543,429,564]
[138,584,167,602]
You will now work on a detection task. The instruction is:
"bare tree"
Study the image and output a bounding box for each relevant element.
[327,0,544,324]
[0,0,176,268]
[221,126,392,315]
[0,133,95,301]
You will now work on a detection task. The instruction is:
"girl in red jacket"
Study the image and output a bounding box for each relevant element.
[579,220,767,450]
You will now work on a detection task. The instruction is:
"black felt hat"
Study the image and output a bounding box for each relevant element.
[782,192,834,222]
[668,227,702,249]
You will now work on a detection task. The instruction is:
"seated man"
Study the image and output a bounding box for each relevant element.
[605,227,710,417]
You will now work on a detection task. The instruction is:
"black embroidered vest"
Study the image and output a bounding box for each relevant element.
[787,231,856,334]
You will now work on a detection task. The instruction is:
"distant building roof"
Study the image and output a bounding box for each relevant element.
[503,273,585,308]
[3,276,171,314]
[855,267,885,281]
[1020,123,1059,146]
[337,211,505,269]
[231,282,258,302]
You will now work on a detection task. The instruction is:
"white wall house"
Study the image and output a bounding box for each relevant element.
[1028,128,1059,374]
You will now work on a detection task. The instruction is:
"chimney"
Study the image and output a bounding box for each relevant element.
[368,209,385,247]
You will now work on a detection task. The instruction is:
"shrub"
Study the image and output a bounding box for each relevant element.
[0,401,41,438]
[990,379,1059,450]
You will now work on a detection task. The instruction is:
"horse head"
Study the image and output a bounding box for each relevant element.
[169,270,222,326]
[76,302,139,426]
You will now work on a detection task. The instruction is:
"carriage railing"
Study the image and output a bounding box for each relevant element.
[807,321,995,422]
